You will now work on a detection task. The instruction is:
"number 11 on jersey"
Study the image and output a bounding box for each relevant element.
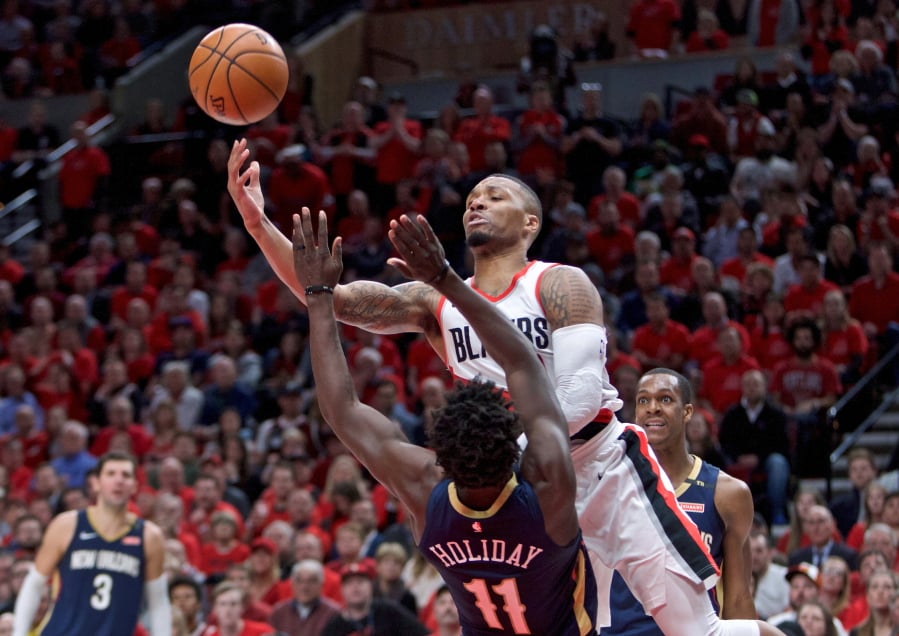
[463,577,531,634]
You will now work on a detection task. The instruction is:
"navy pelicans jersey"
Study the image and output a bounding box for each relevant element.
[436,260,622,420]
[42,509,146,636]
[606,458,725,635]
[419,475,597,635]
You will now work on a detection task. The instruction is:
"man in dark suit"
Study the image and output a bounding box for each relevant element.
[719,370,792,525]
[829,448,878,539]
[787,505,858,570]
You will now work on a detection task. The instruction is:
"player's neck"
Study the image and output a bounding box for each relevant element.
[471,250,529,296]
[657,449,695,489]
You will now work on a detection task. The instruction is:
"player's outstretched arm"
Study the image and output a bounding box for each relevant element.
[12,511,76,636]
[388,214,579,544]
[228,138,437,337]
[293,209,439,537]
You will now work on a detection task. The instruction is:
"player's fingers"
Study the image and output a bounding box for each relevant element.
[400,213,428,244]
[332,236,343,265]
[386,257,411,277]
[415,214,439,244]
[299,207,315,248]
[317,210,329,251]
[291,214,304,251]
[388,226,417,256]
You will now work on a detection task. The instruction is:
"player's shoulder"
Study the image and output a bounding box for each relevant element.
[537,263,604,326]
[141,519,166,549]
[714,469,754,520]
[48,509,81,532]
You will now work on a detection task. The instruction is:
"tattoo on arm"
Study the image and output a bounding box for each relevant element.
[336,282,439,333]
[540,267,603,328]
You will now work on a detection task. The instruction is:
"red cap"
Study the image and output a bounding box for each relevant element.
[250,537,277,555]
[673,227,695,241]
[339,561,376,582]
[688,133,710,148]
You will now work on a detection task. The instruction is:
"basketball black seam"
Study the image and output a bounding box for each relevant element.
[228,53,286,101]
[202,27,263,124]
[188,26,224,81]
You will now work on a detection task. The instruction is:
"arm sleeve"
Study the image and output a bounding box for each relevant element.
[12,566,48,636]
[552,324,623,435]
[144,575,172,636]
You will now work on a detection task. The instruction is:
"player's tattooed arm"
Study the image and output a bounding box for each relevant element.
[539,265,605,329]
[335,280,442,335]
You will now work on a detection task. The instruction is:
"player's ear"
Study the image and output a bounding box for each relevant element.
[683,403,694,422]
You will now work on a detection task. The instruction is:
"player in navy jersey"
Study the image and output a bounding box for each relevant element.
[606,368,758,635]
[13,452,171,636]
[292,208,597,635]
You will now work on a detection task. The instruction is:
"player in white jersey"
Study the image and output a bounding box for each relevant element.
[228,138,783,635]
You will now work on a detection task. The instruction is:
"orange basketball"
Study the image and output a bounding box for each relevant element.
[188,23,288,126]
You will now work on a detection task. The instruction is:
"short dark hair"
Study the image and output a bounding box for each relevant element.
[430,380,521,489]
[96,451,137,475]
[640,368,693,404]
[486,174,543,226]
[168,576,202,600]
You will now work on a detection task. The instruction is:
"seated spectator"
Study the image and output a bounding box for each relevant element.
[201,510,249,578]
[700,326,761,415]
[703,196,749,268]
[168,577,206,636]
[373,542,416,615]
[588,166,641,229]
[847,569,897,634]
[687,291,751,368]
[788,505,858,570]
[821,290,868,384]
[685,10,729,52]
[857,177,899,255]
[200,354,257,428]
[845,482,888,551]
[204,581,273,636]
[783,253,840,320]
[660,227,700,292]
[751,531,791,618]
[49,420,95,489]
[0,365,43,435]
[585,200,634,289]
[720,369,791,525]
[818,555,854,627]
[269,559,341,634]
[631,291,690,371]
[824,224,868,294]
[624,92,670,170]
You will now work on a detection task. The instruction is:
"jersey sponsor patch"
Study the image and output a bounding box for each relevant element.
[122,536,142,546]
[679,502,705,513]
[79,532,97,540]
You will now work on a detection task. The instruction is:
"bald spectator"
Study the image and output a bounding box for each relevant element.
[0,365,43,435]
[49,420,96,489]
[789,505,858,570]
[688,291,751,367]
[269,559,340,634]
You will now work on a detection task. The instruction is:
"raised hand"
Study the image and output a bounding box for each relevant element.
[387,214,451,285]
[227,138,265,228]
[292,208,343,292]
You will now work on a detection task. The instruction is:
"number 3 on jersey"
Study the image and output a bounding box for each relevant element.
[463,577,530,634]
[91,573,113,610]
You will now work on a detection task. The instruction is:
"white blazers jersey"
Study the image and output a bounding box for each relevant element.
[436,261,621,418]
[438,261,558,385]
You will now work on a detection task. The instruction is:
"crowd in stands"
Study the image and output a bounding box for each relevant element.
[0,0,897,633]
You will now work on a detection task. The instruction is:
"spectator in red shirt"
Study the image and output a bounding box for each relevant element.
[857,176,899,255]
[688,291,752,367]
[626,0,681,55]
[317,100,375,215]
[109,260,157,321]
[671,87,729,156]
[660,227,700,292]
[9,404,48,469]
[201,511,250,577]
[268,144,334,236]
[771,319,843,477]
[514,81,564,178]
[202,581,274,636]
[89,394,151,458]
[700,326,761,415]
[585,199,635,290]
[685,10,729,52]
[57,120,111,242]
[783,253,839,320]
[453,86,511,173]
[821,289,868,384]
[187,472,246,544]
[631,292,691,371]
[586,166,641,229]
[750,293,793,370]
[369,92,423,214]
[98,16,140,87]
[849,243,899,338]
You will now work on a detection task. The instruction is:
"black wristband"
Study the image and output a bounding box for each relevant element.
[305,284,334,296]
[428,259,451,285]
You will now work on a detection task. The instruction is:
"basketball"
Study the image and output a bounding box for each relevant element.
[188,23,289,126]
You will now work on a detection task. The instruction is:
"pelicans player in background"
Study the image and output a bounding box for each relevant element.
[13,451,171,636]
